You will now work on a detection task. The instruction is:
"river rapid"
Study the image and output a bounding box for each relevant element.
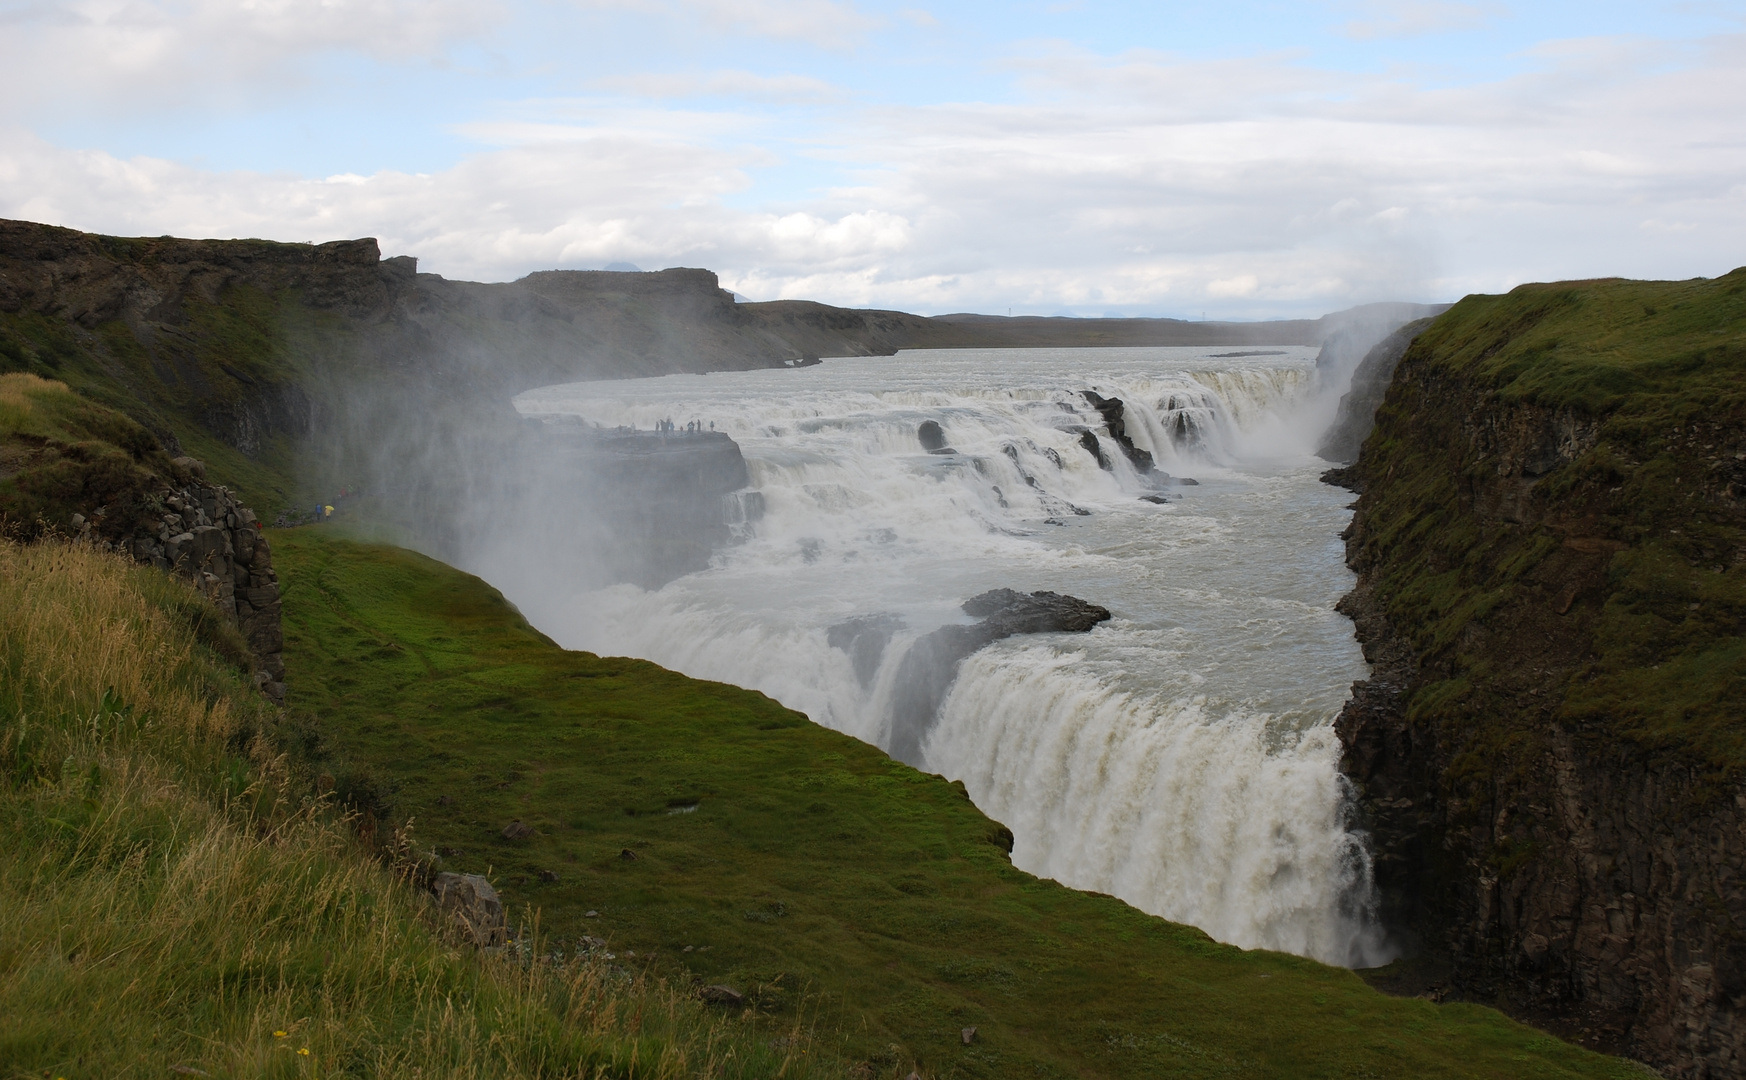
[511,346,1391,968]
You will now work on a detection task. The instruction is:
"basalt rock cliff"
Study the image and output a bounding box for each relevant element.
[1331,270,1746,1077]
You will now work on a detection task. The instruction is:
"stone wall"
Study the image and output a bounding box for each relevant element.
[81,457,284,701]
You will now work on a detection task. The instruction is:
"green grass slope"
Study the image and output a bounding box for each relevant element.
[0,538,815,1080]
[273,527,1647,1079]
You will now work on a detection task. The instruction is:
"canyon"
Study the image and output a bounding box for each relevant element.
[5,217,1742,1078]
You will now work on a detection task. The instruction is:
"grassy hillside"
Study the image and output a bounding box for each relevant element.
[0,538,822,1079]
[272,526,1647,1079]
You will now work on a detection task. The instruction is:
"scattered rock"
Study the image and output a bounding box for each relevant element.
[1139,494,1170,504]
[961,1026,978,1045]
[432,872,505,946]
[619,848,639,861]
[585,910,600,918]
[1173,476,1199,486]
[501,820,535,840]
[700,984,745,1007]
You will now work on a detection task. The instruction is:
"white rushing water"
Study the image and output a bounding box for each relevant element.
[511,346,1389,967]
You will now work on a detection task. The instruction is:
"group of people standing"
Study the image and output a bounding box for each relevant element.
[656,418,713,434]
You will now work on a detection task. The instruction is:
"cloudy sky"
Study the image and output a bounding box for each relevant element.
[1,0,1742,317]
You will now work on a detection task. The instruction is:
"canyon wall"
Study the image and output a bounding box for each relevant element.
[1333,270,1746,1077]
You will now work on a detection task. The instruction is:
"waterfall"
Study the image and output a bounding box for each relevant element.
[508,345,1392,968]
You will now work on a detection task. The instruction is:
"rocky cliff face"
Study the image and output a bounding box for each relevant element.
[1317,316,1436,464]
[1332,271,1746,1077]
[532,423,758,589]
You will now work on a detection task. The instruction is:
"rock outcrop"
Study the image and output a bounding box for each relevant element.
[0,374,286,700]
[1081,391,1163,478]
[1329,271,1746,1077]
[888,589,1111,766]
[93,461,286,700]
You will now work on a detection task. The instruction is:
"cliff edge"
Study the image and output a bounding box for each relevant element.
[1332,269,1746,1076]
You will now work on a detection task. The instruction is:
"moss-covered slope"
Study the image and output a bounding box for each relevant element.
[1335,269,1746,1073]
[272,526,1643,1079]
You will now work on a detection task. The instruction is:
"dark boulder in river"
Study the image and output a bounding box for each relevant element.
[888,589,1111,767]
[961,588,1110,633]
[917,420,956,454]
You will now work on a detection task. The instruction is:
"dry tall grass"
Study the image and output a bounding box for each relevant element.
[0,540,819,1079]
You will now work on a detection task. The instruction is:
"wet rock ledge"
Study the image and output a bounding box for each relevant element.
[867,589,1112,767]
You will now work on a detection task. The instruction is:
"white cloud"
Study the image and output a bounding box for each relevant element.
[686,0,878,48]
[592,69,843,102]
[573,0,878,49]
[1207,274,1259,298]
[1341,0,1497,41]
[1,26,1743,317]
[0,0,501,110]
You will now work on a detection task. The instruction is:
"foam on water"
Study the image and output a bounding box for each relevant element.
[510,346,1390,967]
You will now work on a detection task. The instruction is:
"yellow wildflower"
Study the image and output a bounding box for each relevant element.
[298,1048,311,1056]
[274,1031,288,1038]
